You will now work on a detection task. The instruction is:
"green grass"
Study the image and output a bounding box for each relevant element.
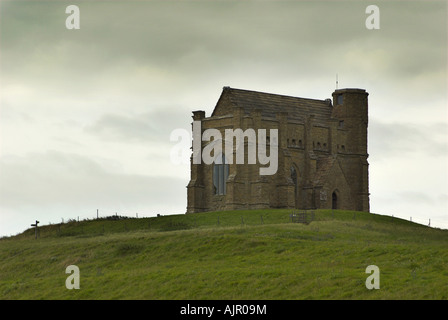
[0,209,447,299]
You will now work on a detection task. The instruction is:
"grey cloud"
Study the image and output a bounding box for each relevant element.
[84,107,191,142]
[2,1,445,103]
[369,119,448,160]
[84,113,159,142]
[0,151,187,209]
[396,191,433,205]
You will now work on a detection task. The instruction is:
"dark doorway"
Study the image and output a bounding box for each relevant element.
[332,192,338,209]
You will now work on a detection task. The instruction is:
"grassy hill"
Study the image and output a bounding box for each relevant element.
[0,209,447,299]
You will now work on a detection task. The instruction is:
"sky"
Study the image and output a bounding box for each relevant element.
[0,0,447,237]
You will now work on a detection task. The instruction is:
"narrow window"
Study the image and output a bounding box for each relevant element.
[290,166,298,203]
[213,154,229,195]
[337,94,343,105]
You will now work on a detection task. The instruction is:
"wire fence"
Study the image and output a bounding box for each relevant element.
[379,212,448,230]
[7,208,448,240]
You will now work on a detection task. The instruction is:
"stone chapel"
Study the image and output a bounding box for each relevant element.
[187,86,370,213]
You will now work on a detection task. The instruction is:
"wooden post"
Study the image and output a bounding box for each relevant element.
[97,209,99,219]
[30,220,39,239]
[260,215,264,224]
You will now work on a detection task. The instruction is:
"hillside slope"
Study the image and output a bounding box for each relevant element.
[0,209,447,299]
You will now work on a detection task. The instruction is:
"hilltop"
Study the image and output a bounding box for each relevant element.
[0,209,447,299]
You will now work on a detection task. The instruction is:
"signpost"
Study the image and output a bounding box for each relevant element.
[31,220,39,239]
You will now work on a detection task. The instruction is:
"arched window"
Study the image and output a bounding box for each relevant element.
[213,153,229,195]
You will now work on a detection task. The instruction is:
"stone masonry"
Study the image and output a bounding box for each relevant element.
[187,87,370,213]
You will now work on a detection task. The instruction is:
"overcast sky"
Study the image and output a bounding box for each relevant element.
[0,0,447,237]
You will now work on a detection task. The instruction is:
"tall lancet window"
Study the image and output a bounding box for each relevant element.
[213,153,229,195]
[290,166,298,197]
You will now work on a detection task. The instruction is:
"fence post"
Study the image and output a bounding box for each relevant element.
[260,215,264,225]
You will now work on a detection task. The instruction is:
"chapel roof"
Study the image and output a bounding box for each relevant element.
[211,86,333,123]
